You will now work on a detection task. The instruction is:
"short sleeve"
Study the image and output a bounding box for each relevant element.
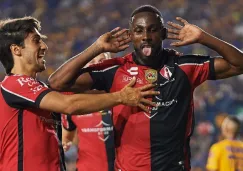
[1,75,51,109]
[84,58,120,92]
[61,114,76,131]
[206,144,221,170]
[177,55,215,88]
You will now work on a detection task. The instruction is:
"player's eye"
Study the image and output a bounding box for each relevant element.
[134,28,143,33]
[33,37,41,43]
[149,28,158,32]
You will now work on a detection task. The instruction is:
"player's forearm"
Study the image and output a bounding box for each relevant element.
[199,31,243,69]
[65,92,122,115]
[48,42,103,90]
[62,128,75,142]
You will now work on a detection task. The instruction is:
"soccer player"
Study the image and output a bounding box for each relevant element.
[62,108,114,171]
[62,55,115,171]
[206,116,243,171]
[0,17,159,171]
[49,5,243,171]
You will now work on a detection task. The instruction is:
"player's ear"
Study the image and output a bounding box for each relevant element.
[10,44,22,56]
[161,27,167,40]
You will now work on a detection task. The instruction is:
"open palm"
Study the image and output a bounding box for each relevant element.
[97,27,131,53]
[167,17,203,47]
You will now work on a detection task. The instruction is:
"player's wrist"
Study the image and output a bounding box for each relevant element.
[112,91,123,105]
[197,30,208,44]
[94,40,105,54]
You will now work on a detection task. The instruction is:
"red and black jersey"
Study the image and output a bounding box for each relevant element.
[86,51,215,171]
[0,74,63,171]
[62,110,114,171]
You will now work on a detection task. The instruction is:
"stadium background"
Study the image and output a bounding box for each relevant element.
[0,0,242,170]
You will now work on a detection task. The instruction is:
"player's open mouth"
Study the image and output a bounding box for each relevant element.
[38,55,46,64]
[141,44,152,56]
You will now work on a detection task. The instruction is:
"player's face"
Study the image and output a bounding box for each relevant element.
[21,28,48,73]
[130,12,165,59]
[221,118,228,138]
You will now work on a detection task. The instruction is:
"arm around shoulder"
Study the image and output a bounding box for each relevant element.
[40,77,160,114]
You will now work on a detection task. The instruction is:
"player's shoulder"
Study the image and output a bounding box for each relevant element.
[1,74,49,94]
[87,54,132,72]
[177,54,211,65]
[1,74,30,89]
[104,53,133,65]
[210,141,224,151]
[212,139,233,151]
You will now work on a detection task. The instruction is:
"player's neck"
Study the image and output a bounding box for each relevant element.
[11,66,37,78]
[225,135,237,140]
[133,49,165,69]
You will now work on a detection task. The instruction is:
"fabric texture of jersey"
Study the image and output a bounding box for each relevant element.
[206,139,243,171]
[0,74,62,171]
[62,110,114,171]
[87,51,215,171]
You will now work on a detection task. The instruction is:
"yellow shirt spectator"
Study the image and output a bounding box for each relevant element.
[206,139,243,171]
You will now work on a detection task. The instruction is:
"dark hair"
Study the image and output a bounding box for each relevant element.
[0,16,45,74]
[130,5,164,26]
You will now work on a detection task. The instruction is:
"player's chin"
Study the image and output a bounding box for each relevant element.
[38,65,46,72]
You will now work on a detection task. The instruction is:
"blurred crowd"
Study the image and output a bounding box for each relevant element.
[0,0,243,170]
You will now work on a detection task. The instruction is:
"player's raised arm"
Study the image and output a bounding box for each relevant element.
[167,17,243,79]
[48,27,131,92]
[41,77,159,114]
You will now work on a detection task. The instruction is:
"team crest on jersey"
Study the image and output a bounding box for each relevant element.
[160,66,174,80]
[95,121,113,141]
[145,69,157,83]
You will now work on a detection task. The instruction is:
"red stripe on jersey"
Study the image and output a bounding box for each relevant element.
[88,57,125,71]
[179,61,210,88]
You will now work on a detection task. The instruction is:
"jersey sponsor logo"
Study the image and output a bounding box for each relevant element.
[145,69,157,83]
[122,75,144,84]
[17,77,44,94]
[81,120,113,142]
[156,99,178,107]
[30,85,44,94]
[127,67,138,76]
[226,146,243,153]
[17,77,39,86]
[39,116,61,126]
[160,66,173,80]
[143,99,177,118]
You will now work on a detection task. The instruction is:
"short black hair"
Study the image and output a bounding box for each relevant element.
[130,5,164,25]
[0,16,46,74]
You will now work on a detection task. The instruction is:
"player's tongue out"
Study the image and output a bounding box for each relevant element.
[142,47,152,56]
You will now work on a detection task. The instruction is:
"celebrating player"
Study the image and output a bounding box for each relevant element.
[0,16,159,171]
[49,5,243,171]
